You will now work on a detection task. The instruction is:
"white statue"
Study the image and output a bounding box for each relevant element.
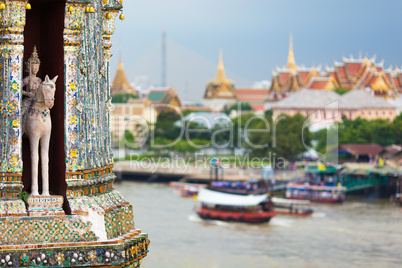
[23,75,58,196]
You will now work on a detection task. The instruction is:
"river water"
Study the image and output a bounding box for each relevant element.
[114,181,402,268]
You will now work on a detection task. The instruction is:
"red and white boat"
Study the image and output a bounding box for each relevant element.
[195,188,276,224]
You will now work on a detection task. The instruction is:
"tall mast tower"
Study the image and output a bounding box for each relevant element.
[161,29,166,87]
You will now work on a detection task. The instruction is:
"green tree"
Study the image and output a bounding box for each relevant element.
[333,87,349,95]
[392,113,402,144]
[111,93,138,103]
[246,114,311,161]
[224,102,252,115]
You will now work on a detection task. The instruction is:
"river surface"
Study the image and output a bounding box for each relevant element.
[114,181,402,268]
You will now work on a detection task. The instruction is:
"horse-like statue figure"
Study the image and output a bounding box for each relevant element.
[23,75,58,196]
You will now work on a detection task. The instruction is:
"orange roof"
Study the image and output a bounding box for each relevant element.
[346,62,362,76]
[236,89,269,95]
[368,74,380,86]
[338,66,347,78]
[307,78,332,90]
[393,77,401,87]
[329,71,340,84]
[385,73,392,85]
[237,97,266,102]
[299,71,310,83]
[279,72,291,83]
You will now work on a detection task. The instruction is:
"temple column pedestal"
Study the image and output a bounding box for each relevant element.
[27,195,65,216]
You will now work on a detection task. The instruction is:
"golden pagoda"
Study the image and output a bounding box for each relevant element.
[286,33,297,72]
[203,51,237,100]
[111,56,136,95]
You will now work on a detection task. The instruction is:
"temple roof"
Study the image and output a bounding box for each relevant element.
[111,57,135,95]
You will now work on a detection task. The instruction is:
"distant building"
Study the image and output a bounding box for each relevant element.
[336,144,384,162]
[111,57,137,96]
[235,88,269,112]
[269,34,399,101]
[110,99,157,146]
[203,51,237,111]
[146,87,182,113]
[270,89,397,130]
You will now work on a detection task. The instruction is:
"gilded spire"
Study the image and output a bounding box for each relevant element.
[286,33,297,72]
[111,56,135,95]
[214,50,229,84]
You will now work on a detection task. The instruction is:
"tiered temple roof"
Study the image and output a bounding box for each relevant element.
[269,36,399,101]
[111,57,137,96]
[269,35,320,99]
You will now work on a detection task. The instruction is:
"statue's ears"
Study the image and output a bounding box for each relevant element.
[44,75,58,84]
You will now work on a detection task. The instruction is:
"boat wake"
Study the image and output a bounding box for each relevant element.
[270,217,293,227]
[312,212,326,218]
[188,214,231,226]
[188,214,202,222]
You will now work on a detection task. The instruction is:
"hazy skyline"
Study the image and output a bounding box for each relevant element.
[111,0,402,102]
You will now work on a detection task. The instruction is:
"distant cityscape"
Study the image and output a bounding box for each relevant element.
[110,34,401,144]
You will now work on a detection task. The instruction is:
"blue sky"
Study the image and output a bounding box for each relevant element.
[111,0,402,101]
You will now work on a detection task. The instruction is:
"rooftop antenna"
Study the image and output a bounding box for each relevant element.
[161,29,166,87]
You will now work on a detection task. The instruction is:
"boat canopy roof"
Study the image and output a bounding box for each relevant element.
[197,188,268,206]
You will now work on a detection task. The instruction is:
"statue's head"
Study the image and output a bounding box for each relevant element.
[41,75,58,109]
[25,46,41,75]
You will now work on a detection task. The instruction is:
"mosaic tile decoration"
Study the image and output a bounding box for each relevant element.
[104,204,135,239]
[0,199,26,216]
[68,188,129,214]
[0,215,97,245]
[0,232,149,267]
[27,195,65,216]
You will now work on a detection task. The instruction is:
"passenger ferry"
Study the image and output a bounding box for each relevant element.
[195,188,276,223]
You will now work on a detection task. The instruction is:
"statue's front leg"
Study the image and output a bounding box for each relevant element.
[41,134,51,196]
[29,135,40,196]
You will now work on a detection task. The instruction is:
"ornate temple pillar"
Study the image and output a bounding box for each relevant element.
[101,3,121,167]
[64,1,88,172]
[0,0,27,216]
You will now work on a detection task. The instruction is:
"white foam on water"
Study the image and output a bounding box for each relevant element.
[270,217,293,227]
[312,212,326,218]
[188,214,202,222]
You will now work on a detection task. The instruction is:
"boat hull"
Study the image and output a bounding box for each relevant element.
[195,207,276,223]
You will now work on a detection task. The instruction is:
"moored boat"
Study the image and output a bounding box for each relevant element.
[195,188,276,223]
[272,197,313,216]
[286,165,346,203]
[286,183,346,203]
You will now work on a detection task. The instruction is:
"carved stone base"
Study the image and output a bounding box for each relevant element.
[27,195,65,216]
